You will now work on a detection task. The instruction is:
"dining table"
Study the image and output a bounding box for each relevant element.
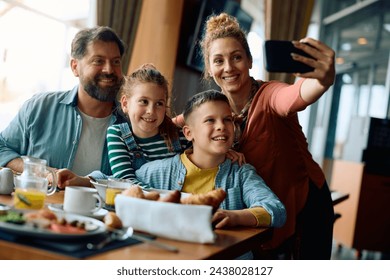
[0,191,272,260]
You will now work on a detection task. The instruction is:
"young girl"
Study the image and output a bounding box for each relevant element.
[107,64,188,183]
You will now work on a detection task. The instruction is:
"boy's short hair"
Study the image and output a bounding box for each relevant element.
[183,90,230,121]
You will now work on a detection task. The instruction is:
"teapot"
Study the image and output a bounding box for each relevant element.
[13,156,57,209]
[0,167,14,195]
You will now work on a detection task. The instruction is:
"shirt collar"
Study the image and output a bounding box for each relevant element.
[60,85,79,106]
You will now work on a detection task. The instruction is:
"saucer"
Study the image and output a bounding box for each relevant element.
[48,204,108,221]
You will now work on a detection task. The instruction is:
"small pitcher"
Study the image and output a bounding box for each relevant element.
[13,156,57,210]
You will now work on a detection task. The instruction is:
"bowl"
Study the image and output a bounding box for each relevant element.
[90,179,108,201]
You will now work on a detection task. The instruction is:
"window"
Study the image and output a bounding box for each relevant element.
[0,0,92,131]
[320,0,390,163]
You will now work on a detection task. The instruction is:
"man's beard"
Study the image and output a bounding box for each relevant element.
[83,74,122,102]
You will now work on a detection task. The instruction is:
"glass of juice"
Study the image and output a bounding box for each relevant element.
[105,178,129,208]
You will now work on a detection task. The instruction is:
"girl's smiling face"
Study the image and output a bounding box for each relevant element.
[121,82,167,138]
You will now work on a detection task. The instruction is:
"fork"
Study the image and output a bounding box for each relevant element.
[86,228,179,252]
[86,231,128,250]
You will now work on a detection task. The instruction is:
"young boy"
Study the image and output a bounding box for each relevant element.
[134,90,286,232]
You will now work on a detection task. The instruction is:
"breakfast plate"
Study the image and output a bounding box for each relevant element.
[0,212,106,240]
[48,204,108,221]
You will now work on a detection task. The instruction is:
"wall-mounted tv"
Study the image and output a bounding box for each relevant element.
[184,0,253,73]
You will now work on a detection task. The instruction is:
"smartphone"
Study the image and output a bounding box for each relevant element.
[264,40,314,73]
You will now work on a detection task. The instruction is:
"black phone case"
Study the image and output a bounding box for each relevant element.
[264,40,314,73]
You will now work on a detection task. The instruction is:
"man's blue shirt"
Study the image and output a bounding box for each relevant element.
[0,86,124,175]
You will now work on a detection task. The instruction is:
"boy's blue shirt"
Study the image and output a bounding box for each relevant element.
[135,153,287,228]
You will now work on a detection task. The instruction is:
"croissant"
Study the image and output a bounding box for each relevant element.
[122,185,181,203]
[104,212,123,229]
[144,191,160,201]
[122,185,145,198]
[158,190,181,203]
[121,185,226,209]
[181,188,226,211]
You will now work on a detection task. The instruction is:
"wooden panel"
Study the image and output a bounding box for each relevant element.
[330,160,364,247]
[128,0,184,90]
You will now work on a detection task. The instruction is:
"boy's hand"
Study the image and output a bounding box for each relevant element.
[212,209,258,228]
[226,149,246,166]
[212,209,240,229]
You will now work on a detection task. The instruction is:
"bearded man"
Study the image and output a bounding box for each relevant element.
[0,26,126,175]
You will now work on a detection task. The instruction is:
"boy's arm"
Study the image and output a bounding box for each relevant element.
[239,164,287,228]
[212,207,271,229]
[246,207,271,227]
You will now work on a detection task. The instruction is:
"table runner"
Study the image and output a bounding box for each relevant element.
[0,230,142,259]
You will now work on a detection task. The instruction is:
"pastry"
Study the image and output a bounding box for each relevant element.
[104,212,123,229]
[144,191,160,201]
[158,190,181,203]
[181,188,226,211]
[122,185,145,198]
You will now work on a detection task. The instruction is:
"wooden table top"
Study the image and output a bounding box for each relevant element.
[0,192,271,260]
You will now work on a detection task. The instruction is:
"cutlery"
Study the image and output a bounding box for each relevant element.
[86,232,125,250]
[127,228,179,253]
[87,227,179,253]
[0,203,11,214]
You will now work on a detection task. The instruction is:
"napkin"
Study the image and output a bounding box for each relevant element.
[115,194,216,244]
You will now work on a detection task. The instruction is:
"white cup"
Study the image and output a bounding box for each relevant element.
[63,186,102,214]
[0,168,14,195]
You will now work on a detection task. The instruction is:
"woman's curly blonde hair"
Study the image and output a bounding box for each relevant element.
[200,12,253,81]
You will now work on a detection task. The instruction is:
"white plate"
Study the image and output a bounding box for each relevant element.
[48,204,108,221]
[0,212,106,240]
